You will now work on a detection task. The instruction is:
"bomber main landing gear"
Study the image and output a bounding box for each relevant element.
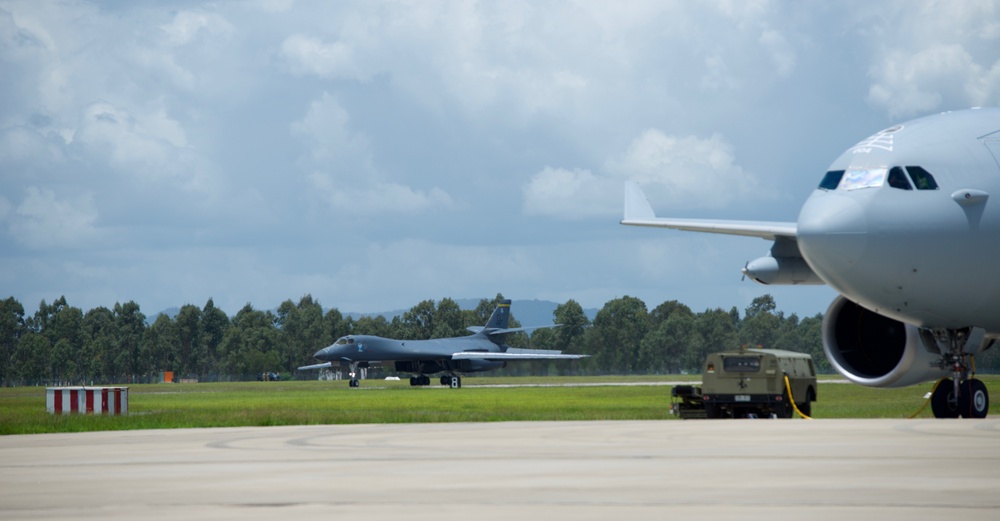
[928,328,990,418]
[440,375,462,388]
[409,375,431,386]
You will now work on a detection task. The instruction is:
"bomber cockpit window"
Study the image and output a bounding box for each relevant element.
[818,170,844,190]
[335,337,355,346]
[887,166,913,190]
[906,166,939,190]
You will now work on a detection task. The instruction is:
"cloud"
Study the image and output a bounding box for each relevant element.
[521,167,616,219]
[280,33,369,81]
[160,10,233,47]
[7,187,99,249]
[292,92,455,214]
[868,45,1000,117]
[523,129,763,219]
[863,1,1000,117]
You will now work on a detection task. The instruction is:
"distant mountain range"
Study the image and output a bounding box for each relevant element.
[150,299,598,328]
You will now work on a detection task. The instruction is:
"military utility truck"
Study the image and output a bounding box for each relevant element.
[671,348,817,419]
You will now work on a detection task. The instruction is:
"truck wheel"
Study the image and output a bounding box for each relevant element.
[797,388,815,417]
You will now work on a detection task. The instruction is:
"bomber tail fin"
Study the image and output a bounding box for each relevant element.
[484,299,512,330]
[467,299,561,346]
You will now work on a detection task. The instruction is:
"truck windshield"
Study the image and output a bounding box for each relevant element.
[723,357,761,373]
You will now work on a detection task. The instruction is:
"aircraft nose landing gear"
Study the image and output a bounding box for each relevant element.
[929,329,990,418]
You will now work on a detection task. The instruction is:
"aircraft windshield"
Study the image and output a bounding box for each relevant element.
[334,337,355,346]
[840,168,886,190]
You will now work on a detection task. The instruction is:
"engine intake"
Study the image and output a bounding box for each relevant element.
[822,296,948,388]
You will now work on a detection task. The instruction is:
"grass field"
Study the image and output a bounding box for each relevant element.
[1,374,996,435]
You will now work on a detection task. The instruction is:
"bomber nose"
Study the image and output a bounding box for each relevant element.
[796,192,869,284]
[313,346,332,360]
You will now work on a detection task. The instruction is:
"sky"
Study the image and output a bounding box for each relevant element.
[1,0,999,319]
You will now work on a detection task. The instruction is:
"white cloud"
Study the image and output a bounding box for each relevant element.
[160,10,234,47]
[868,44,1000,117]
[292,92,454,214]
[522,167,617,219]
[280,33,368,81]
[863,1,1000,117]
[8,187,99,249]
[523,129,764,219]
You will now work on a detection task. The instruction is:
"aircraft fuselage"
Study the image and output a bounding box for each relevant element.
[796,108,1000,334]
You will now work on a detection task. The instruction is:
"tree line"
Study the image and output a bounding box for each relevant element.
[2,292,859,386]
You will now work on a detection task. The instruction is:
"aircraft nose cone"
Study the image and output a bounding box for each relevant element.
[314,346,332,360]
[796,193,869,285]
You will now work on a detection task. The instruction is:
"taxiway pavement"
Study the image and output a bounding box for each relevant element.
[2,419,998,520]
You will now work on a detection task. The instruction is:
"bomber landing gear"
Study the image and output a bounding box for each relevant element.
[347,362,361,388]
[439,375,462,388]
[409,375,431,386]
[929,328,990,418]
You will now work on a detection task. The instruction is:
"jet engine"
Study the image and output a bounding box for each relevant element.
[742,255,824,285]
[822,296,948,388]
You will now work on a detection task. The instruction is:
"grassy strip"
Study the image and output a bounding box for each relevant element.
[1,375,996,435]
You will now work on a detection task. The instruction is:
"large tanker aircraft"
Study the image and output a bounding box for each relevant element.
[622,107,1000,418]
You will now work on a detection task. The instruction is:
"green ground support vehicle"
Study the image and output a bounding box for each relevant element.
[671,348,817,419]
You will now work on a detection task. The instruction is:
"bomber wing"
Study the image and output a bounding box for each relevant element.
[452,348,587,361]
[297,362,333,370]
[620,180,796,240]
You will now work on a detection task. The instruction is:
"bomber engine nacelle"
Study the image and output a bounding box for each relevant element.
[742,255,824,285]
[822,296,948,388]
[453,359,506,372]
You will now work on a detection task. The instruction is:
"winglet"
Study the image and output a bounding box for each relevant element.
[623,181,656,222]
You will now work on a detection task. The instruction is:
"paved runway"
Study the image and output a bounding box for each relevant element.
[2,419,999,520]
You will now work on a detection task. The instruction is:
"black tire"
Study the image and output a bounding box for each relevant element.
[931,378,960,418]
[959,379,989,419]
[797,389,814,417]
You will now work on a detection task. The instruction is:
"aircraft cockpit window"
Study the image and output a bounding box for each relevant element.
[906,166,939,190]
[818,170,844,190]
[335,337,354,346]
[887,166,913,190]
[840,167,886,191]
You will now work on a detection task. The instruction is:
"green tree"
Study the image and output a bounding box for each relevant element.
[277,294,329,373]
[740,294,782,349]
[113,301,146,379]
[431,298,465,338]
[401,299,437,339]
[220,304,279,377]
[0,297,26,386]
[140,314,178,378]
[174,305,203,376]
[694,307,740,368]
[585,296,649,374]
[553,299,590,353]
[12,332,50,384]
[200,299,230,375]
[640,311,701,373]
[82,307,114,382]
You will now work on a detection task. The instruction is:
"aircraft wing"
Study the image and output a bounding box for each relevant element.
[452,350,587,361]
[297,362,333,370]
[620,180,797,240]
